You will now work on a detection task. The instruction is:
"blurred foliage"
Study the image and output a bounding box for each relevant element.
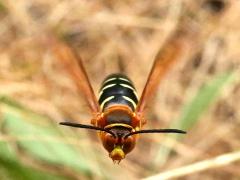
[0,154,66,180]
[0,0,240,179]
[176,71,236,129]
[0,96,93,179]
[155,70,237,165]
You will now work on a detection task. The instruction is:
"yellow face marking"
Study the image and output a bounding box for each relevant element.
[100,96,115,109]
[122,96,137,109]
[119,77,131,82]
[120,83,138,99]
[110,145,125,162]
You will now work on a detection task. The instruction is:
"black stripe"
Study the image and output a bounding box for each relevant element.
[98,74,138,111]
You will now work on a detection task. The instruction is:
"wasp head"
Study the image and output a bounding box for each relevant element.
[100,126,137,162]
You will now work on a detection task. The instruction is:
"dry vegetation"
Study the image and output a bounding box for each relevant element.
[0,0,240,179]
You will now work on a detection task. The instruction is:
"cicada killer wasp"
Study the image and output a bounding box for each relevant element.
[51,36,186,163]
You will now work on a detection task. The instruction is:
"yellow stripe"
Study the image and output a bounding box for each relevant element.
[98,84,116,99]
[120,84,138,99]
[101,83,116,91]
[122,96,137,109]
[105,123,133,129]
[104,77,117,83]
[119,77,131,82]
[120,83,135,91]
[133,91,139,99]
[98,90,103,99]
[100,96,115,109]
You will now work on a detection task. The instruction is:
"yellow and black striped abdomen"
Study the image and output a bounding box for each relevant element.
[98,74,138,111]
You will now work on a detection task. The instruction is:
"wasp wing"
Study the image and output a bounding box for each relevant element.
[51,38,100,113]
[136,35,187,113]
[136,0,228,114]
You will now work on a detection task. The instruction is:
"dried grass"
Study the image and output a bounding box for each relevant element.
[0,0,240,179]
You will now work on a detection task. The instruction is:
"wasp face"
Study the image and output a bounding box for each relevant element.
[100,127,136,162]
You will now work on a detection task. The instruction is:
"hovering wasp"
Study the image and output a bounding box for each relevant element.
[51,36,186,163]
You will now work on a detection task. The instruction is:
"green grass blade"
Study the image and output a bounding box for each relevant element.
[0,97,94,177]
[0,142,67,180]
[177,71,236,129]
[154,71,236,165]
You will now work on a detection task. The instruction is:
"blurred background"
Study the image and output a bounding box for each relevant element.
[0,0,240,179]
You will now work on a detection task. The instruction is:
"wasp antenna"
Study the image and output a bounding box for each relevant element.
[59,122,116,138]
[124,129,186,139]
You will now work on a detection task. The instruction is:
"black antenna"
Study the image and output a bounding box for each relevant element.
[124,129,186,139]
[59,122,116,138]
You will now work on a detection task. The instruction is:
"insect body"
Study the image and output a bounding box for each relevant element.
[97,74,139,160]
[52,37,186,162]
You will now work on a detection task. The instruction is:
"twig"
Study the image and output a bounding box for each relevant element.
[143,151,240,180]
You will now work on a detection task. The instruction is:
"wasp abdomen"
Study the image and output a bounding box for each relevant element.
[98,74,138,111]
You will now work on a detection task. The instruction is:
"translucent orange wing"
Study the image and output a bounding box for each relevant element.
[136,1,229,114]
[136,35,187,113]
[51,38,100,113]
